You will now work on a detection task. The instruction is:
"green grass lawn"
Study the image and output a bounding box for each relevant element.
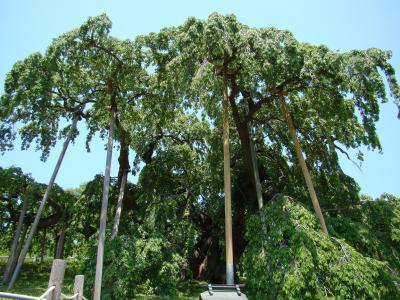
[0,258,79,298]
[0,259,204,299]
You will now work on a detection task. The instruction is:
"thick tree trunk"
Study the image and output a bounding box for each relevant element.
[93,106,116,300]
[229,108,257,200]
[190,170,252,283]
[227,81,262,210]
[55,225,66,259]
[222,73,234,285]
[3,198,29,284]
[196,236,224,283]
[8,116,78,289]
[189,212,224,283]
[278,93,329,235]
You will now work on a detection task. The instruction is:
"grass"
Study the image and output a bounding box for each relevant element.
[0,258,204,299]
[0,258,79,298]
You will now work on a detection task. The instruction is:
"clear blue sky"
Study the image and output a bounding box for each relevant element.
[0,0,399,198]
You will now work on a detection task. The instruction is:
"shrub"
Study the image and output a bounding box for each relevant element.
[82,234,187,299]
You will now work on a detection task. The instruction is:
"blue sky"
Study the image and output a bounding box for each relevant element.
[0,0,399,197]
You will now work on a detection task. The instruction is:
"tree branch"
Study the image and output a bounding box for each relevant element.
[89,39,123,65]
[334,144,362,172]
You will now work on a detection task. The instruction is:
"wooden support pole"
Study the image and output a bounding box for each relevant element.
[244,102,264,210]
[248,126,267,255]
[46,259,66,300]
[55,225,66,259]
[3,198,29,284]
[40,230,46,263]
[111,170,128,240]
[73,275,84,300]
[249,136,264,210]
[222,74,234,285]
[8,116,79,289]
[10,225,28,280]
[93,107,116,300]
[278,93,329,235]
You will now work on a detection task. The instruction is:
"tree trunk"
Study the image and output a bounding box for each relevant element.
[222,73,234,285]
[195,236,224,282]
[229,105,258,201]
[93,106,116,300]
[227,81,262,209]
[278,93,328,235]
[189,170,252,283]
[8,116,79,289]
[189,212,225,283]
[55,225,66,259]
[3,198,29,284]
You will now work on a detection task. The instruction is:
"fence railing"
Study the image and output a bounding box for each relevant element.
[0,259,84,300]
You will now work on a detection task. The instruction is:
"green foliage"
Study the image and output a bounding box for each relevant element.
[329,193,400,277]
[0,258,202,299]
[135,238,186,295]
[242,195,399,299]
[0,14,148,160]
[0,166,79,258]
[83,233,188,299]
[82,234,138,299]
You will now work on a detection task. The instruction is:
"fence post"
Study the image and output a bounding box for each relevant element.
[47,259,66,300]
[73,275,84,300]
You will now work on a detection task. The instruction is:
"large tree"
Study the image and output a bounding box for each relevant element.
[1,13,399,297]
[0,14,148,288]
[137,13,400,280]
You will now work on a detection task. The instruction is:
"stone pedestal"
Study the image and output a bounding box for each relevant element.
[199,284,248,300]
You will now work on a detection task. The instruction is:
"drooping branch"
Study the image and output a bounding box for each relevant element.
[334,144,362,171]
